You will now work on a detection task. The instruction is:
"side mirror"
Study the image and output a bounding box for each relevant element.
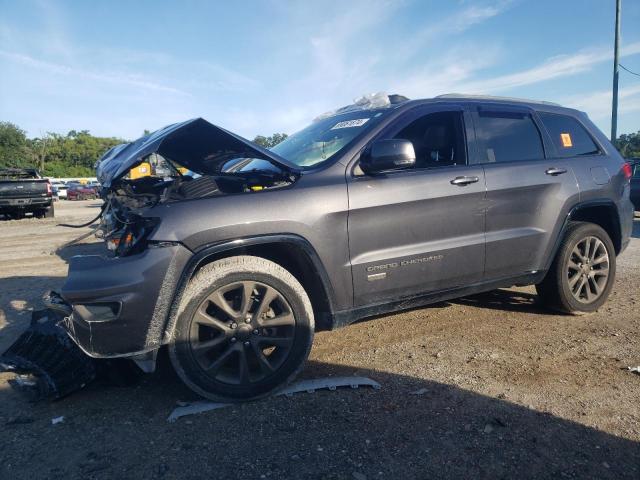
[360,139,416,175]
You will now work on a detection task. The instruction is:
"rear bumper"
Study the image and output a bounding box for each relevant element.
[60,244,192,358]
[0,197,52,209]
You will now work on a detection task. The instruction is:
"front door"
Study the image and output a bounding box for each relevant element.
[347,107,486,306]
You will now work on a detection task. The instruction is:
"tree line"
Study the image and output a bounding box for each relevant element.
[0,119,637,178]
[0,121,289,178]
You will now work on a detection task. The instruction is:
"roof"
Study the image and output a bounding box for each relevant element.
[434,93,561,107]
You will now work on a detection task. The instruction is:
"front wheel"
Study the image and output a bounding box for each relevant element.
[169,256,314,402]
[536,222,616,313]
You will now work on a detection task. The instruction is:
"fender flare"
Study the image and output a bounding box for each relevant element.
[161,234,336,341]
[543,199,621,272]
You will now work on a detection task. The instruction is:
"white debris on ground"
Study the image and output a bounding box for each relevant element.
[51,416,64,425]
[167,376,381,422]
[410,388,429,395]
[626,366,640,374]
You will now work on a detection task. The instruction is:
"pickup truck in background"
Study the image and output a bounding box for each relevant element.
[0,168,54,219]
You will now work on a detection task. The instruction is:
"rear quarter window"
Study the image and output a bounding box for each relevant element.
[538,112,600,157]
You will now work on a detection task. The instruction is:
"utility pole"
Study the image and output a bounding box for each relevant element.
[611,0,621,142]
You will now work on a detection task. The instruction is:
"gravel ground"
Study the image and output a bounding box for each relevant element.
[1,200,639,479]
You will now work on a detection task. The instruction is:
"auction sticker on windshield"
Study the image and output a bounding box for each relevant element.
[331,118,370,130]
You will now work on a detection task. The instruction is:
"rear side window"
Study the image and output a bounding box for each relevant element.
[475,111,544,163]
[538,112,600,157]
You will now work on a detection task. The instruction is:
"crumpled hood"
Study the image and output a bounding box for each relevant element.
[96,118,300,187]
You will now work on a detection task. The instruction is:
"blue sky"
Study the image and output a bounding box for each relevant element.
[1,0,639,141]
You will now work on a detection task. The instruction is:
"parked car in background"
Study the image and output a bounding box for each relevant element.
[51,181,68,200]
[0,168,54,219]
[629,158,640,211]
[66,182,99,200]
[87,180,102,193]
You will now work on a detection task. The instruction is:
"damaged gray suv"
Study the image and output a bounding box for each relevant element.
[56,94,634,401]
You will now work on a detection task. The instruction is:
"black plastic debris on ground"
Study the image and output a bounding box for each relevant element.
[0,309,96,400]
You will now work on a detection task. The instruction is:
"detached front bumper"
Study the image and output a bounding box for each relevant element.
[60,244,192,358]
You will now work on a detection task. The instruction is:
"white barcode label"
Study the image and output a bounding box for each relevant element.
[330,118,370,130]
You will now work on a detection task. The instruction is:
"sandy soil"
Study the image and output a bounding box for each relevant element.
[1,200,639,479]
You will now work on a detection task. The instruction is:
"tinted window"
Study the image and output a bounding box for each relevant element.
[392,111,466,168]
[539,112,600,157]
[475,111,544,163]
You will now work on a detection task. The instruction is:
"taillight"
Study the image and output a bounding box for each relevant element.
[46,181,52,196]
[622,162,632,181]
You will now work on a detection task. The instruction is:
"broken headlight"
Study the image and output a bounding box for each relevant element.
[107,217,160,257]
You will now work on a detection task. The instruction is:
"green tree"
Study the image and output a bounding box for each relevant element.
[0,121,125,176]
[616,130,640,158]
[0,122,31,168]
[253,132,288,148]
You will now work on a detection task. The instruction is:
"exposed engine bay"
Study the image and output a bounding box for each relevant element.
[98,167,296,256]
[108,167,295,209]
[55,117,304,256]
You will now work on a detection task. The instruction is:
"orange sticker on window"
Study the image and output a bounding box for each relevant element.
[560,133,573,148]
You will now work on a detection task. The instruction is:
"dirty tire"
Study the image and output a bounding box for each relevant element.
[169,255,314,402]
[536,222,616,314]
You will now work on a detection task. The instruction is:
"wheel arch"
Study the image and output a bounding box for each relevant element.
[162,234,336,341]
[545,200,622,272]
[567,201,622,254]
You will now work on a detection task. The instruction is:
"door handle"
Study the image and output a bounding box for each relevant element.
[450,176,479,186]
[545,167,567,176]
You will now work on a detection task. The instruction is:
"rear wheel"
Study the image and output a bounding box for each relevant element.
[45,204,55,218]
[536,222,615,313]
[169,256,314,401]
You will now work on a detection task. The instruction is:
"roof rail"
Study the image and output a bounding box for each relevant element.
[435,93,561,107]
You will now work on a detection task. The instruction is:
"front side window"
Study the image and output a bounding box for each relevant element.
[391,111,466,168]
[538,112,600,157]
[475,111,544,163]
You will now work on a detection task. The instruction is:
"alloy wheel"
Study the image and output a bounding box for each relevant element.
[566,236,610,304]
[188,281,296,385]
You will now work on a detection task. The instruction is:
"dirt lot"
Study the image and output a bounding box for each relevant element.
[1,200,639,479]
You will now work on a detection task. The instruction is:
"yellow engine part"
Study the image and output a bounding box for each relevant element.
[130,162,152,180]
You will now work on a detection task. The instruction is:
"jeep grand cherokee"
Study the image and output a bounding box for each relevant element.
[55,93,634,401]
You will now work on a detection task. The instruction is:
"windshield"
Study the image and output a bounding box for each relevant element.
[270,109,389,168]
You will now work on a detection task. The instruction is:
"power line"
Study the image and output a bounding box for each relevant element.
[619,64,640,78]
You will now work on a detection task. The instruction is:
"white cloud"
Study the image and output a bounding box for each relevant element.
[397,1,512,64]
[241,0,510,135]
[0,50,191,96]
[459,41,640,94]
[562,84,640,119]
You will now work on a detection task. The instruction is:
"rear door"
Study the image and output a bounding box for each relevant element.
[470,104,580,280]
[347,105,486,306]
